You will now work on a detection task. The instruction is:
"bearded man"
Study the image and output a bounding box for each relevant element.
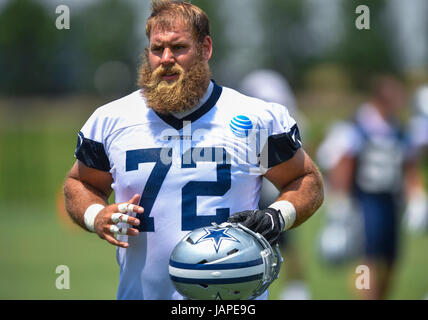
[63,0,323,300]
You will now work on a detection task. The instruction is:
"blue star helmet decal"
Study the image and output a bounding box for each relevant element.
[194,227,240,253]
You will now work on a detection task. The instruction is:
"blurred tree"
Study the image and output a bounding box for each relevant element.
[74,0,138,95]
[0,0,61,94]
[259,0,313,89]
[336,0,401,91]
[251,0,402,92]
[194,0,228,81]
[0,0,407,96]
[0,0,138,96]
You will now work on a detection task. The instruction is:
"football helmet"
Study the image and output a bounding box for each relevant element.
[169,222,283,300]
[239,69,297,115]
[413,85,428,117]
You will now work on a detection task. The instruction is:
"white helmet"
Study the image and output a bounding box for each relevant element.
[239,69,297,115]
[169,222,282,300]
[413,85,428,117]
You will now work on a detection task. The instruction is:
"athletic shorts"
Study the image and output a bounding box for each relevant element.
[355,191,399,264]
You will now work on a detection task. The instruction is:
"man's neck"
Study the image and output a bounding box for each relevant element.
[171,81,214,119]
[370,99,392,121]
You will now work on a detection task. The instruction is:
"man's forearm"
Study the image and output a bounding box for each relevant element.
[276,166,324,229]
[63,177,109,231]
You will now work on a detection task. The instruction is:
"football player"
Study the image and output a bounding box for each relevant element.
[317,75,423,299]
[404,85,428,233]
[63,0,324,300]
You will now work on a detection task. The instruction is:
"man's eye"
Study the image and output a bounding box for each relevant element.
[173,45,185,50]
[151,47,162,53]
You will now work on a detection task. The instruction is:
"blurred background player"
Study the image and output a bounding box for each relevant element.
[406,85,428,300]
[240,69,311,300]
[404,85,428,233]
[408,85,428,157]
[317,75,425,299]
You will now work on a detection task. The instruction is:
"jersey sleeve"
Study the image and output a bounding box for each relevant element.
[316,121,362,171]
[74,108,111,172]
[258,103,302,171]
[408,116,428,150]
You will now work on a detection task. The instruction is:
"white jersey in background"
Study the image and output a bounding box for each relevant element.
[75,81,302,299]
[317,103,408,194]
[409,85,428,152]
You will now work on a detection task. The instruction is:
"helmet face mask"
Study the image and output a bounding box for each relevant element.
[169,222,283,300]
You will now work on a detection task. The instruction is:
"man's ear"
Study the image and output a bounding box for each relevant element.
[202,35,213,61]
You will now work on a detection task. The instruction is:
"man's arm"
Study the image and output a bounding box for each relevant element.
[228,149,324,244]
[263,148,324,229]
[325,153,356,193]
[63,160,142,248]
[64,160,113,229]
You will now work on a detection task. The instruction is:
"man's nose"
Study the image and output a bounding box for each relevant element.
[161,47,175,66]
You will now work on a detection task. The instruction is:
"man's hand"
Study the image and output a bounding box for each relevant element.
[227,208,284,245]
[94,194,143,248]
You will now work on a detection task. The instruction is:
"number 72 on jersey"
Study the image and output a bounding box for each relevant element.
[126,147,231,232]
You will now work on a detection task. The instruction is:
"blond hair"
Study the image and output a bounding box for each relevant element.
[146,0,210,43]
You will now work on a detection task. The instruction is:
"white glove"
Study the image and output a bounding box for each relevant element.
[404,190,428,233]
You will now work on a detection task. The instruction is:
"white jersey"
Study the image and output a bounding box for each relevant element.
[408,114,428,151]
[317,103,408,194]
[409,85,428,151]
[75,81,301,299]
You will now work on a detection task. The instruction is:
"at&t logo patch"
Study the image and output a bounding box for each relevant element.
[229,115,253,138]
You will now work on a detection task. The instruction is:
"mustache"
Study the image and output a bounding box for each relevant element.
[148,64,185,86]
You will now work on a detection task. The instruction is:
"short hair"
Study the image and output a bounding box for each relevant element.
[146,0,211,43]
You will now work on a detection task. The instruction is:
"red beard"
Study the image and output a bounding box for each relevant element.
[138,49,211,114]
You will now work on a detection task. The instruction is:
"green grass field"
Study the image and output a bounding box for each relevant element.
[1,95,427,300]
